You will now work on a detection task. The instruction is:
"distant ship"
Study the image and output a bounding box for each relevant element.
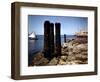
[28,32,38,40]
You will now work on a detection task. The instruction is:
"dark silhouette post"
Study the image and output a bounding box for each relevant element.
[50,23,54,58]
[64,34,66,43]
[44,21,51,59]
[55,23,61,57]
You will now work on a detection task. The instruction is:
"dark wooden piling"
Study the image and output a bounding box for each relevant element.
[50,23,55,58]
[44,21,51,59]
[55,23,61,56]
[64,34,66,42]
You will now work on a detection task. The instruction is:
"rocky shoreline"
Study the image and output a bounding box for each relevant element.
[29,39,88,66]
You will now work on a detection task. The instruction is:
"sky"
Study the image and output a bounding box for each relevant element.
[28,15,88,35]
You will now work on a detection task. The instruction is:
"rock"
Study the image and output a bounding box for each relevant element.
[75,60,87,64]
[33,52,44,61]
[76,44,87,51]
[33,58,49,66]
[48,57,58,65]
[31,52,49,66]
[66,61,76,65]
[66,39,71,42]
[73,44,87,54]
[62,50,68,55]
[81,52,87,55]
[70,61,77,64]
[62,48,68,52]
[73,47,81,54]
[61,41,88,65]
[62,43,68,48]
[75,54,87,60]
[60,56,67,61]
[66,60,85,65]
[67,55,75,61]
[75,37,87,44]
[59,59,66,65]
[68,43,73,50]
[73,43,79,46]
[68,52,73,56]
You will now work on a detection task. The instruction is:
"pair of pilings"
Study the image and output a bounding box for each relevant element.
[44,21,61,60]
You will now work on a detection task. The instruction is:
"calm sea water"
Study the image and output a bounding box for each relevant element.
[28,35,75,65]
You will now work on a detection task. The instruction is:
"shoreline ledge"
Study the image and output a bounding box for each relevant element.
[29,38,88,66]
